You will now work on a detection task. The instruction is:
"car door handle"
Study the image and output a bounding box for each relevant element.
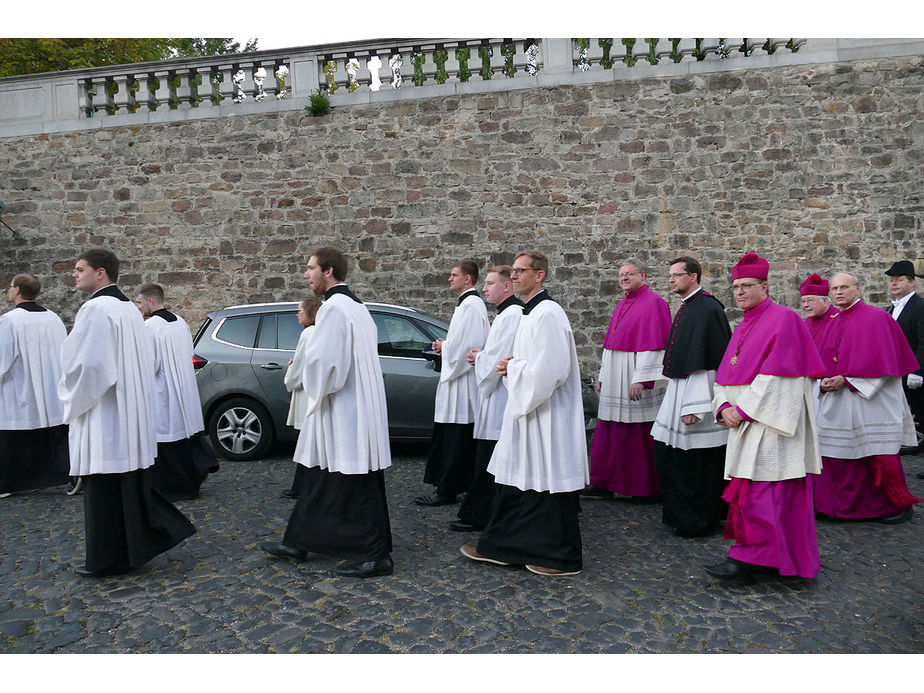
[259,363,283,370]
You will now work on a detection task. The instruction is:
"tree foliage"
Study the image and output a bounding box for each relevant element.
[0,38,259,78]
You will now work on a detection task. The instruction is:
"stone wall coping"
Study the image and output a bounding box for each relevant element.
[2,38,921,140]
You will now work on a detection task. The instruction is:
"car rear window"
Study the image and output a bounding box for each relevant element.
[215,315,260,348]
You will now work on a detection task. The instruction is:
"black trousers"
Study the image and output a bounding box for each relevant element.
[457,438,498,528]
[654,441,727,534]
[149,434,219,501]
[477,483,583,572]
[284,466,393,562]
[0,425,69,493]
[82,468,196,573]
[423,422,476,498]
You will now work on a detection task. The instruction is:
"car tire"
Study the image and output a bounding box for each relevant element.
[208,397,274,461]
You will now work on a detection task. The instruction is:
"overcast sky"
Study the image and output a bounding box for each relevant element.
[6,1,899,52]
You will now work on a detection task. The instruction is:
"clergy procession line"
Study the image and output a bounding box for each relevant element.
[1,248,921,584]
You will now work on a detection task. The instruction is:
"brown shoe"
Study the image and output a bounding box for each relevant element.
[459,544,511,566]
[526,564,582,576]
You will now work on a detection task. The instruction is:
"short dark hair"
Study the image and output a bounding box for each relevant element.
[312,247,348,281]
[669,256,701,284]
[486,265,512,282]
[300,296,323,325]
[12,273,41,300]
[515,250,549,275]
[456,259,479,285]
[78,248,120,282]
[136,282,165,303]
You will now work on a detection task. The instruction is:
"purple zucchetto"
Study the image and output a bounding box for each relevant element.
[731,252,770,281]
[799,273,829,296]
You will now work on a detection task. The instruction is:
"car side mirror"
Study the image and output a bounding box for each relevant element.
[422,349,442,372]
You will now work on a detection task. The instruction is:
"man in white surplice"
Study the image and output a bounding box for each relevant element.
[60,248,194,577]
[461,250,588,577]
[260,247,394,578]
[449,265,523,532]
[0,273,69,496]
[415,260,489,506]
[134,282,218,501]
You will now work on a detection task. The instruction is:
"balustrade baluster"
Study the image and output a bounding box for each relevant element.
[152,70,172,111]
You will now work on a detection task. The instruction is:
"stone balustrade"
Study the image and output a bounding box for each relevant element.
[3,38,920,139]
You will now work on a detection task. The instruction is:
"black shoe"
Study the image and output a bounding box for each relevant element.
[579,485,614,499]
[877,508,914,524]
[916,471,924,480]
[899,446,920,456]
[282,489,299,499]
[260,542,307,562]
[704,559,756,583]
[414,493,456,507]
[75,565,133,578]
[449,520,483,532]
[337,557,394,578]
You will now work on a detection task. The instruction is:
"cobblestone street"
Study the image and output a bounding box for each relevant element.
[1,443,921,655]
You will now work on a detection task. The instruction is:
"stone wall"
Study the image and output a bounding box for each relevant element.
[1,52,922,374]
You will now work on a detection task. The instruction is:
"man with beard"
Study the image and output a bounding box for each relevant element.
[260,248,394,578]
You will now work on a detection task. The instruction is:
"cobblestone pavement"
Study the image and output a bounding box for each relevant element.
[1,443,921,654]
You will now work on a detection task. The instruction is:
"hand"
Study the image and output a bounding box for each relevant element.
[496,355,514,377]
[628,382,644,401]
[432,338,444,354]
[720,407,743,428]
[466,348,481,366]
[681,414,698,426]
[595,380,602,394]
[909,373,923,390]
[820,375,846,392]
[287,358,293,365]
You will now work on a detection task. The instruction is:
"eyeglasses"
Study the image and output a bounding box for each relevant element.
[510,267,536,276]
[732,283,761,292]
[619,271,640,279]
[668,272,690,279]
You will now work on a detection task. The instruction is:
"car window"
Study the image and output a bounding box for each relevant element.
[277,312,303,350]
[215,315,260,348]
[256,314,277,349]
[372,313,433,357]
[419,320,448,341]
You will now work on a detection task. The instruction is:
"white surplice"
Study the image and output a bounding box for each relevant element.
[651,370,729,450]
[815,376,916,458]
[433,291,489,424]
[59,295,158,476]
[284,324,315,429]
[473,303,523,441]
[293,292,391,474]
[597,349,667,423]
[0,307,67,430]
[145,313,205,443]
[488,299,589,493]
[713,375,822,481]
